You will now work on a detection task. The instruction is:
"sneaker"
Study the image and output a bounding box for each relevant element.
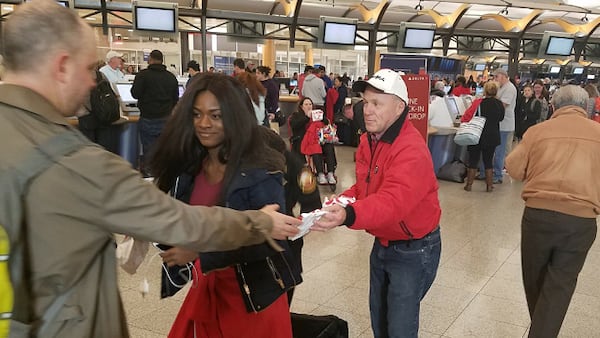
[327,172,337,184]
[493,178,503,184]
[317,173,327,185]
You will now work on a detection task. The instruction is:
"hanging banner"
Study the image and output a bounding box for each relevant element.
[402,74,430,142]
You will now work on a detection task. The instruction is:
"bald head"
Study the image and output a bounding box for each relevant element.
[2,0,98,116]
[4,0,91,74]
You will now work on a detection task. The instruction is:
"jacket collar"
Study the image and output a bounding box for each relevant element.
[551,105,588,119]
[369,109,409,144]
[0,83,70,126]
[148,64,167,71]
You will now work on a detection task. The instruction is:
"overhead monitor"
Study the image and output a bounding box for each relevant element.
[115,83,137,104]
[538,32,575,58]
[318,17,357,49]
[573,67,584,74]
[549,66,561,74]
[588,74,596,80]
[398,22,436,52]
[474,63,486,71]
[133,1,178,33]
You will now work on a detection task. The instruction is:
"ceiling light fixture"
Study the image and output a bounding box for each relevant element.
[582,14,589,22]
[415,0,423,11]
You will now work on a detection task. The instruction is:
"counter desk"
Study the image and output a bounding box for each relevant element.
[427,126,468,174]
[68,114,141,168]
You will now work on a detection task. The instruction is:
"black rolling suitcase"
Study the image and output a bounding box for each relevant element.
[291,313,349,338]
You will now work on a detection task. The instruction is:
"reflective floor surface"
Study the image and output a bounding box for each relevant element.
[119,145,600,338]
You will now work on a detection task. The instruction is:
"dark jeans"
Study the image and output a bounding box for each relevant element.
[311,143,337,174]
[139,117,167,175]
[370,227,441,338]
[467,144,495,169]
[521,207,597,338]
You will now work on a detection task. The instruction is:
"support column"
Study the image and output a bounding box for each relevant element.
[508,38,520,79]
[262,39,276,74]
[367,30,377,76]
[305,46,313,66]
[180,32,190,72]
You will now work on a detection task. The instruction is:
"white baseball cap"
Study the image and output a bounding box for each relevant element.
[106,50,123,60]
[352,69,408,103]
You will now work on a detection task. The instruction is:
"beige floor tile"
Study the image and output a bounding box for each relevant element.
[559,311,600,337]
[494,262,522,282]
[290,298,320,314]
[480,277,527,304]
[444,313,528,338]
[128,299,182,336]
[422,284,477,313]
[461,294,530,327]
[322,287,370,317]
[565,292,600,320]
[574,275,600,298]
[433,266,491,293]
[419,330,443,338]
[419,303,463,335]
[127,325,165,338]
[443,253,505,277]
[292,275,349,305]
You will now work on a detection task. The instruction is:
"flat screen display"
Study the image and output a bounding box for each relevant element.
[550,66,561,74]
[290,79,298,87]
[403,28,435,49]
[588,74,595,79]
[135,7,176,32]
[474,64,486,71]
[446,97,460,120]
[115,83,136,104]
[323,22,357,45]
[546,36,574,56]
[573,67,584,74]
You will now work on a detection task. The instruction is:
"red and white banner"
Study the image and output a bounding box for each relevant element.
[402,74,430,142]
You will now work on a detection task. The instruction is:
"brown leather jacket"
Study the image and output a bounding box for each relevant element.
[506,105,600,218]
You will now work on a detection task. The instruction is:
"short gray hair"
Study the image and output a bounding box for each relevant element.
[434,81,445,91]
[551,85,589,110]
[3,0,87,73]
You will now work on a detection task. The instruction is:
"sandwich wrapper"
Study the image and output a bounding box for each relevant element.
[289,196,356,241]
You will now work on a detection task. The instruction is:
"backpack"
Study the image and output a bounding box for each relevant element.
[1,128,90,336]
[90,71,120,125]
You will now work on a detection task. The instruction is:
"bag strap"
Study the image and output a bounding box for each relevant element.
[10,128,91,333]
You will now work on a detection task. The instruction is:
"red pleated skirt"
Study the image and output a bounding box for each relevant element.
[168,259,292,338]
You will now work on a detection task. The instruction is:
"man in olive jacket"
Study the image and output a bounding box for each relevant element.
[0,2,299,337]
[506,85,600,338]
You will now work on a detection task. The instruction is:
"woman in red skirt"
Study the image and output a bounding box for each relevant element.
[149,73,302,338]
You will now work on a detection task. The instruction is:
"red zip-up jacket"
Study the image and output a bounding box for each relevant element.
[342,115,441,246]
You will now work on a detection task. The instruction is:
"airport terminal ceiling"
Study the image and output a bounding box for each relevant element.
[3,0,600,61]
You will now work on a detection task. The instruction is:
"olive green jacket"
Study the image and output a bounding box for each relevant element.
[0,84,274,337]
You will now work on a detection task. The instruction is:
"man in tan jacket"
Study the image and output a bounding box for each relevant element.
[506,85,600,338]
[0,1,299,337]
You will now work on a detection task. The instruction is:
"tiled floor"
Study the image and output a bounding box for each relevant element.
[119,145,600,337]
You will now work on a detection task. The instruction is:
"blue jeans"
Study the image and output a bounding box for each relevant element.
[139,117,167,157]
[369,227,441,338]
[479,131,511,181]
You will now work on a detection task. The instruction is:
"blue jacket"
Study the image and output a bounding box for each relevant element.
[160,167,302,313]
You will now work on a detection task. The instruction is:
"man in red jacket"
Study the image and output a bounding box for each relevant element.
[314,69,442,338]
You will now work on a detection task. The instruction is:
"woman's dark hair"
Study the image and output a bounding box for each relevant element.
[297,97,313,113]
[455,75,467,87]
[149,72,284,194]
[256,66,271,78]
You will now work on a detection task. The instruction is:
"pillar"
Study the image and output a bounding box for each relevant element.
[262,39,276,75]
[305,46,313,67]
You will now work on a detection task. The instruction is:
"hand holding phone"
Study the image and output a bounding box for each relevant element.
[153,242,173,251]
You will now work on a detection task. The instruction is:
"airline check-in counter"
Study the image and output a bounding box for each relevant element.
[427,95,473,174]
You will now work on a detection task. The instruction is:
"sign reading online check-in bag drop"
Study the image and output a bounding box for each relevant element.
[402,74,430,142]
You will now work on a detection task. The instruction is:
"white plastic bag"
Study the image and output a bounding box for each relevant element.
[115,236,149,275]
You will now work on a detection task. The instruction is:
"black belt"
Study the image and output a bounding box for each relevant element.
[387,226,440,246]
